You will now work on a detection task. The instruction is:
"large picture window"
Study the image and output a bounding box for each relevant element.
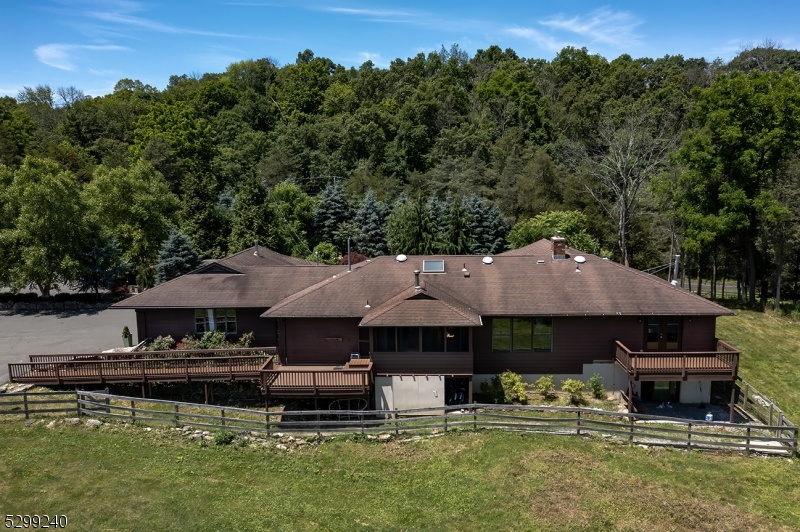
[372,327,470,353]
[195,309,237,334]
[492,317,552,352]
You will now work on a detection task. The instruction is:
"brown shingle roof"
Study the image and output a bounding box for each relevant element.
[359,282,482,327]
[218,245,314,268]
[263,243,734,318]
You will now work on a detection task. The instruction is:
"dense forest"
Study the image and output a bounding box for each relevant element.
[1,43,800,308]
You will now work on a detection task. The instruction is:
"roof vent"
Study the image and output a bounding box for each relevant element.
[574,256,586,264]
[253,240,259,256]
[462,263,470,278]
[414,270,421,290]
[670,280,678,286]
[396,254,408,262]
[537,260,545,265]
[482,256,493,265]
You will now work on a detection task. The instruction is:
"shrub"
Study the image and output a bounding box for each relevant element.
[176,334,203,351]
[122,326,131,338]
[561,379,585,405]
[480,371,528,404]
[214,430,236,446]
[587,373,605,399]
[147,335,176,351]
[200,330,229,349]
[533,375,555,398]
[237,331,255,348]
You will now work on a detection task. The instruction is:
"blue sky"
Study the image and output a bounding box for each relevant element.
[2,1,798,97]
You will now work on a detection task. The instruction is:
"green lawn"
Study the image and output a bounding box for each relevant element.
[1,421,798,532]
[717,304,800,420]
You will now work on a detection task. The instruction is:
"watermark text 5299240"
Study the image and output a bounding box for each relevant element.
[5,515,68,529]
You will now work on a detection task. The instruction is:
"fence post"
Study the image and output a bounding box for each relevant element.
[221,409,226,427]
[174,404,180,426]
[130,400,136,423]
[360,412,364,435]
[769,403,774,427]
[22,391,29,420]
[473,408,477,432]
[745,426,751,453]
[576,411,581,436]
[394,410,399,436]
[76,390,81,416]
[444,409,448,433]
[742,382,749,410]
[104,388,110,414]
[316,409,321,440]
[628,416,634,443]
[687,423,692,451]
[266,408,271,437]
[777,412,784,440]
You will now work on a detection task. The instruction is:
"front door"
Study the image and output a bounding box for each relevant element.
[645,317,681,351]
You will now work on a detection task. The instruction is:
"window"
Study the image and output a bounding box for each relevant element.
[646,318,660,349]
[446,327,469,352]
[398,327,419,352]
[195,309,236,334]
[666,318,679,349]
[374,327,396,352]
[422,327,445,352]
[372,327,470,352]
[422,259,445,273]
[493,317,552,352]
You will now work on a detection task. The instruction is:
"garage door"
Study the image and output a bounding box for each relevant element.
[375,375,444,413]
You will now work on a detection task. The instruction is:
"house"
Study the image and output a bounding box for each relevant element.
[113,237,739,416]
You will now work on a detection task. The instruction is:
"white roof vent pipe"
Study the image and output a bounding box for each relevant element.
[574,255,585,273]
[254,240,259,256]
[482,256,493,265]
[396,254,408,262]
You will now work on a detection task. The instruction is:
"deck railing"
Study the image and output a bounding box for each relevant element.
[260,361,374,398]
[27,347,277,363]
[8,355,270,385]
[615,339,739,380]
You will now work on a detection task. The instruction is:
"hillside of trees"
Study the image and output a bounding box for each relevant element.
[1,42,800,307]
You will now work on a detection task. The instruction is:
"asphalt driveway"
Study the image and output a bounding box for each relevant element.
[0,308,136,383]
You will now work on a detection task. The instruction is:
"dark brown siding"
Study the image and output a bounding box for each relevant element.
[136,308,274,346]
[371,353,472,375]
[284,318,361,365]
[682,315,716,351]
[475,316,648,375]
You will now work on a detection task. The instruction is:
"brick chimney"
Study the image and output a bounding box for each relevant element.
[551,232,566,260]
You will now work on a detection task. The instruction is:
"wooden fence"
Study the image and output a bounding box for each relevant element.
[737,378,797,439]
[0,390,79,418]
[74,391,798,456]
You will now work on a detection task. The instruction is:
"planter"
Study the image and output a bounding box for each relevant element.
[122,335,133,348]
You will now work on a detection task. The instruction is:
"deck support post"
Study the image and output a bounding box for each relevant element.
[141,383,146,399]
[627,379,633,412]
[204,383,209,405]
[729,384,736,423]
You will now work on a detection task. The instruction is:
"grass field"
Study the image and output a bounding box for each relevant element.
[0,420,798,532]
[717,304,800,420]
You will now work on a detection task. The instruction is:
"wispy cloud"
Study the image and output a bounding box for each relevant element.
[505,27,569,52]
[86,11,249,38]
[539,8,642,48]
[34,43,131,71]
[321,7,417,18]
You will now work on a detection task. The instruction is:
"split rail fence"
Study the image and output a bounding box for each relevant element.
[0,390,80,418]
[72,391,797,456]
[736,378,797,437]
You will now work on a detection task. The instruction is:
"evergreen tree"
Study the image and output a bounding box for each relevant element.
[386,195,437,255]
[353,191,388,257]
[468,195,508,254]
[155,228,202,284]
[441,197,474,254]
[74,231,129,296]
[313,180,349,245]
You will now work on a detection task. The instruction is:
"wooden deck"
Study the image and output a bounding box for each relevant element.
[260,358,373,399]
[9,349,375,400]
[9,355,271,385]
[615,339,739,381]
